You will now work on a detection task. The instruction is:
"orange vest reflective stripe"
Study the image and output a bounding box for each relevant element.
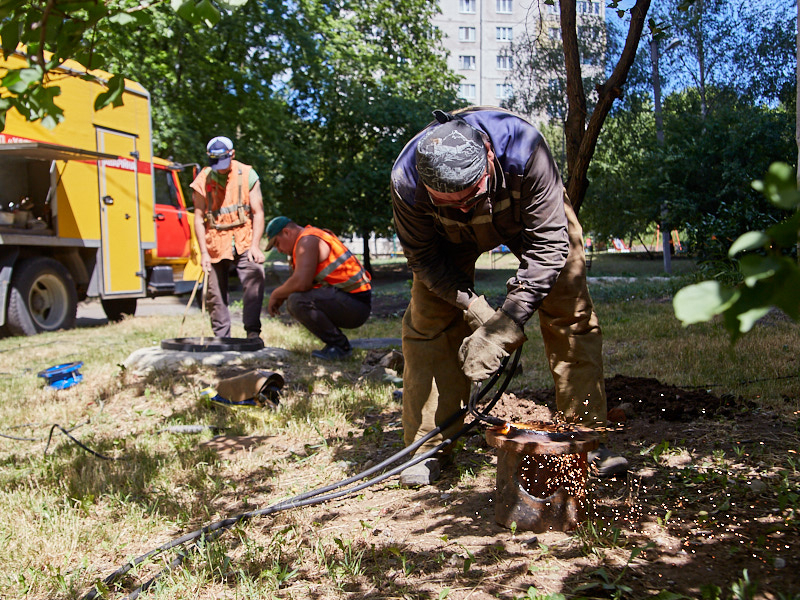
[189,160,253,261]
[293,226,372,293]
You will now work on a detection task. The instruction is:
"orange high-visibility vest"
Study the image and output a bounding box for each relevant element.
[293,226,371,293]
[190,160,253,261]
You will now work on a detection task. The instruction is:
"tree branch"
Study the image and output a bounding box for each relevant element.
[564,0,651,214]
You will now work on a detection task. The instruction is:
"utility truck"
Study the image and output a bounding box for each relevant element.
[0,49,201,335]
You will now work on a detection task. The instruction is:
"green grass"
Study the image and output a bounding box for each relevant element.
[0,253,798,599]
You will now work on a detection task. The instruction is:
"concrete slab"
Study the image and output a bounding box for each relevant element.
[123,346,291,375]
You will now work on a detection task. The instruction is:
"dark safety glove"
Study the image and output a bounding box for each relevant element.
[458,311,526,381]
[464,296,496,332]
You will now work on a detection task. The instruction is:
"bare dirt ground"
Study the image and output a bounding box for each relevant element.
[186,365,798,599]
[173,267,799,600]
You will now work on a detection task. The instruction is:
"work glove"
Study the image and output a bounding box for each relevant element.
[458,310,526,382]
[464,295,496,332]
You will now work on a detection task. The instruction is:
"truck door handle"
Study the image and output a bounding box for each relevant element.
[102,195,114,205]
[154,213,166,221]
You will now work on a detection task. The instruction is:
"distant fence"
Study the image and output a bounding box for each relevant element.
[342,235,402,258]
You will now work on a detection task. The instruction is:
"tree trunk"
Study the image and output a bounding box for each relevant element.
[560,0,651,215]
[361,229,373,277]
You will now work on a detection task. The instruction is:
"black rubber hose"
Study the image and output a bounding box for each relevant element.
[81,348,521,600]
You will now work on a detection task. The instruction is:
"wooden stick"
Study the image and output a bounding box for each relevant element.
[178,270,205,338]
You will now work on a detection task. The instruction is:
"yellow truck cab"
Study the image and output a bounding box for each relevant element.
[0,49,201,335]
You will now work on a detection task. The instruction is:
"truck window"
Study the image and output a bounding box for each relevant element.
[154,168,180,208]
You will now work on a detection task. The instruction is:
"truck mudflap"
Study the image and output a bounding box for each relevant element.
[0,247,20,327]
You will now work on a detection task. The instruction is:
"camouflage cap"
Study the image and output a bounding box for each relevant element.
[415,119,487,193]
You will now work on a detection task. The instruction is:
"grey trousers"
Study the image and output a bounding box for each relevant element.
[287,287,371,350]
[205,252,265,337]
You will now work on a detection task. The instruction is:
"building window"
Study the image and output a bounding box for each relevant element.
[459,55,477,70]
[496,54,513,70]
[459,83,477,99]
[460,0,476,14]
[496,27,513,42]
[496,0,513,13]
[547,3,559,14]
[549,27,560,39]
[496,83,513,100]
[459,26,476,42]
[577,1,600,14]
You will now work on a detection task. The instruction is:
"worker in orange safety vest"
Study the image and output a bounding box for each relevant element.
[191,136,266,342]
[265,216,371,360]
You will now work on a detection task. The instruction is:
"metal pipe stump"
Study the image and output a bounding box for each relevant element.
[486,422,599,533]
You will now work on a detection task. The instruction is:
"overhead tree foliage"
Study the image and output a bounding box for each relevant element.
[505,8,610,135]
[287,0,461,271]
[654,0,796,117]
[4,0,460,263]
[504,0,653,215]
[581,0,795,259]
[0,0,243,129]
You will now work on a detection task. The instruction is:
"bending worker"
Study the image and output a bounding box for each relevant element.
[391,107,627,486]
[191,136,266,342]
[265,217,372,361]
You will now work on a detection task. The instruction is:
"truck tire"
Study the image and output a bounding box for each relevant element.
[101,298,138,322]
[7,257,78,336]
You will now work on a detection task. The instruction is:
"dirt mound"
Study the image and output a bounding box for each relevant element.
[488,374,757,424]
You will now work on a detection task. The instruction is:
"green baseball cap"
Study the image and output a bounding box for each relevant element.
[265,216,291,250]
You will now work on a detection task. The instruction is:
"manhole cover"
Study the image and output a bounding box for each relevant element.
[160,337,265,352]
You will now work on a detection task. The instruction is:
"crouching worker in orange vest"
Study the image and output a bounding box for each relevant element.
[265,217,372,361]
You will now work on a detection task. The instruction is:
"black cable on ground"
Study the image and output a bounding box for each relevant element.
[81,348,522,600]
[43,424,126,461]
[0,420,87,442]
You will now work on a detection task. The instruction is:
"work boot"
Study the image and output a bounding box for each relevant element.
[588,445,629,478]
[246,331,264,348]
[311,344,352,361]
[399,457,441,487]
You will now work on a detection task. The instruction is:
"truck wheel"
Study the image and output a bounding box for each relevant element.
[101,298,138,322]
[7,257,78,336]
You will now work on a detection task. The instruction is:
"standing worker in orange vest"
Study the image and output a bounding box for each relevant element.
[265,217,372,360]
[191,136,266,343]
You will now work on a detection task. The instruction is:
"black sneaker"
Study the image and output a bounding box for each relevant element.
[311,344,352,361]
[588,445,629,478]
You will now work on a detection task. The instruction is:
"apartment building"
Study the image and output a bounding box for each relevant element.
[432,0,604,107]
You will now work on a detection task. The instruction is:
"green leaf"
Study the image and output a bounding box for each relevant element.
[673,281,739,325]
[0,97,9,131]
[735,306,771,333]
[738,254,783,287]
[94,74,126,111]
[1,19,20,56]
[764,211,800,248]
[4,67,43,93]
[751,162,800,210]
[196,0,221,26]
[728,231,770,257]
[108,12,137,26]
[174,0,200,23]
[770,264,800,320]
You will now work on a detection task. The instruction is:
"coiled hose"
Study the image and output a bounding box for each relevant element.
[81,347,522,600]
